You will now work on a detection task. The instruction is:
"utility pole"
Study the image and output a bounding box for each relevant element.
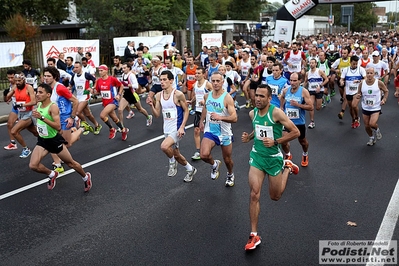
[190,0,195,56]
[329,4,332,34]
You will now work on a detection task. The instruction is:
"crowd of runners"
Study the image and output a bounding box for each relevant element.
[2,30,396,250]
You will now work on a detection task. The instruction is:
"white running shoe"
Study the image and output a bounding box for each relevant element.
[211,160,221,180]
[168,161,178,177]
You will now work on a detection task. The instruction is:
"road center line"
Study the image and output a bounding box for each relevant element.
[0,124,193,201]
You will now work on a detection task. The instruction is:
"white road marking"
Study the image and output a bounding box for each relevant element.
[0,123,194,200]
[366,178,399,266]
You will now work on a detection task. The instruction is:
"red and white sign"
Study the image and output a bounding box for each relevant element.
[285,0,316,19]
[42,39,100,66]
[113,35,174,56]
[201,33,223,48]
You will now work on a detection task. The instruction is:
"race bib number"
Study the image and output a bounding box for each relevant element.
[26,78,34,84]
[349,85,358,91]
[364,95,376,106]
[269,85,279,95]
[291,64,299,69]
[77,85,84,90]
[286,108,299,119]
[255,125,274,140]
[16,101,26,111]
[152,76,160,83]
[101,91,111,99]
[162,109,177,120]
[309,83,319,91]
[187,75,195,81]
[37,123,48,137]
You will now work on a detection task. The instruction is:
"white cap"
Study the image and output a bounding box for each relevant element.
[372,51,380,57]
[354,43,359,48]
[312,41,317,45]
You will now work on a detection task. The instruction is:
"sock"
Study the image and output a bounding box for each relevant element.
[341,109,345,113]
[303,152,308,156]
[286,152,291,157]
[54,163,61,168]
[227,172,234,177]
[212,160,218,168]
[184,163,193,171]
[82,174,88,182]
[196,148,200,152]
[49,171,56,178]
[169,157,176,164]
[115,121,124,129]
[104,118,113,129]
[251,232,257,236]
[11,140,16,144]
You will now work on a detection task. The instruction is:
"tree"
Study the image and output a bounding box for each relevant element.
[1,0,70,25]
[227,0,263,21]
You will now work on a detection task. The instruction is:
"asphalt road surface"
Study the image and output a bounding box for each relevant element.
[0,91,398,266]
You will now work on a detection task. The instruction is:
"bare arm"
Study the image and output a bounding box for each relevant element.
[25,85,37,107]
[241,110,255,143]
[149,92,162,118]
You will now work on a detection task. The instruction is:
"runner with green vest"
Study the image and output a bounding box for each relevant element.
[241,84,300,251]
[29,83,92,192]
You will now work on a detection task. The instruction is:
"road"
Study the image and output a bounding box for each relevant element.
[0,92,398,265]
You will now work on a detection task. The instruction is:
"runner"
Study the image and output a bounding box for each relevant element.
[29,83,92,192]
[93,65,129,140]
[280,73,313,166]
[118,63,153,128]
[339,56,366,128]
[189,67,213,160]
[303,58,328,128]
[352,67,388,146]
[5,72,38,158]
[199,72,238,187]
[147,70,197,182]
[266,62,288,109]
[241,84,300,251]
[4,69,19,150]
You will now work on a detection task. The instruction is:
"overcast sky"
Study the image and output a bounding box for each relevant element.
[273,1,398,12]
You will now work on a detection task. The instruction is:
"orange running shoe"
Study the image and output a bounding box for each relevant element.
[301,155,309,167]
[284,160,299,175]
[244,234,261,250]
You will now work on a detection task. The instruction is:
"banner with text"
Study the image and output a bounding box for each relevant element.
[201,33,223,48]
[113,35,174,56]
[42,39,100,66]
[285,0,316,19]
[0,42,25,68]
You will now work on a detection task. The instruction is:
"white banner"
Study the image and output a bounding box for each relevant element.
[285,0,316,19]
[274,20,295,43]
[201,33,223,48]
[113,35,174,56]
[0,42,25,68]
[42,39,100,66]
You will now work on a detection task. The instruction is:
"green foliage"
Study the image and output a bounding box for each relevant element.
[1,0,70,25]
[227,0,263,21]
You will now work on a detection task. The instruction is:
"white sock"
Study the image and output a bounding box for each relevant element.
[303,152,308,156]
[49,171,56,178]
[212,160,218,168]
[169,157,175,164]
[184,163,193,171]
[82,174,88,182]
[251,232,257,236]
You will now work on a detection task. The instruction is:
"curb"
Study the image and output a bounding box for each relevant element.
[0,97,103,124]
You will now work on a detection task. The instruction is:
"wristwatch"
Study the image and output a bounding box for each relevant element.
[70,115,76,119]
[274,140,279,146]
[40,116,45,121]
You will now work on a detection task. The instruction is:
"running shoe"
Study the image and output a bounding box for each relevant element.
[4,143,17,150]
[351,121,355,129]
[284,159,299,175]
[84,172,92,192]
[353,119,360,129]
[375,128,382,140]
[331,89,336,97]
[211,160,221,180]
[75,117,81,129]
[94,124,102,135]
[109,128,117,139]
[53,165,65,173]
[325,94,331,104]
[47,171,59,190]
[121,128,129,141]
[126,111,135,119]
[284,154,292,160]
[338,111,344,120]
[245,101,251,109]
[225,173,235,187]
[168,160,178,177]
[146,115,153,127]
[367,137,376,146]
[240,91,245,97]
[301,155,309,167]
[184,167,197,182]
[245,234,261,251]
[308,121,315,129]
[234,100,240,110]
[80,121,91,132]
[189,109,196,115]
[191,151,201,160]
[19,147,31,158]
